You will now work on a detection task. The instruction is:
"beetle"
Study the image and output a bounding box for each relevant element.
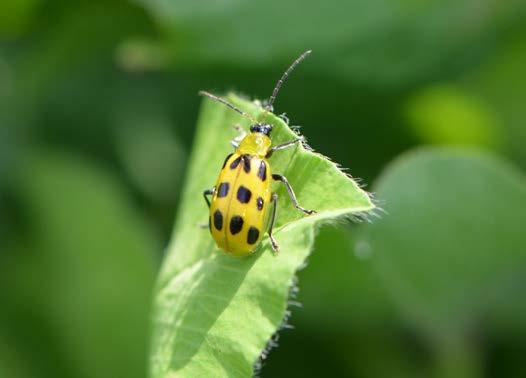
[201,50,315,257]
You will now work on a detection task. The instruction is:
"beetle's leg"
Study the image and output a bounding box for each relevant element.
[231,124,246,148]
[272,174,316,215]
[265,137,304,158]
[203,187,215,208]
[268,192,279,252]
[199,188,215,229]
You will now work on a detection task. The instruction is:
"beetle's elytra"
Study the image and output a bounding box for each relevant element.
[202,50,316,257]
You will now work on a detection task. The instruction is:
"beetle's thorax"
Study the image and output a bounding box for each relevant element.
[236,133,271,157]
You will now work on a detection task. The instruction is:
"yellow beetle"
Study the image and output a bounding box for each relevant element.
[202,51,315,257]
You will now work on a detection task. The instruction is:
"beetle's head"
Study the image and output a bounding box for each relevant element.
[250,123,272,136]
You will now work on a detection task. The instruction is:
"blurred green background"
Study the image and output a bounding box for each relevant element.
[1,0,525,377]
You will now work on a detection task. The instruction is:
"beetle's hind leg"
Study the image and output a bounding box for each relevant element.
[268,193,279,253]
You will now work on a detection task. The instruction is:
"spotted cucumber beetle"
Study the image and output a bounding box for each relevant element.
[201,50,316,257]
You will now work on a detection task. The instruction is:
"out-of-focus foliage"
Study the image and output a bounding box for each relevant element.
[1,0,526,377]
[0,0,39,37]
[138,0,525,88]
[358,148,526,331]
[357,148,526,377]
[0,151,156,378]
[405,86,501,148]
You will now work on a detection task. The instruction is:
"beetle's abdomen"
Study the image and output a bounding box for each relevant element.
[209,153,272,256]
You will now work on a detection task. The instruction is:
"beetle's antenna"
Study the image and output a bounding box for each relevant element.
[265,50,312,112]
[199,91,257,123]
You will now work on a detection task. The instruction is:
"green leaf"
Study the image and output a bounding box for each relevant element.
[354,148,526,376]
[139,0,526,87]
[0,0,39,37]
[265,227,419,378]
[404,85,502,149]
[1,150,157,378]
[296,226,395,329]
[149,94,373,377]
[462,34,526,167]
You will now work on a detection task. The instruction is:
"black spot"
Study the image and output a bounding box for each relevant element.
[230,156,241,169]
[237,186,252,204]
[229,215,244,235]
[213,210,223,231]
[241,155,251,173]
[247,226,260,245]
[222,153,233,169]
[257,161,267,181]
[256,197,264,211]
[217,182,229,198]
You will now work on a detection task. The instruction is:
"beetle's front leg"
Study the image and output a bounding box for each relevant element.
[231,124,247,148]
[265,137,304,158]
